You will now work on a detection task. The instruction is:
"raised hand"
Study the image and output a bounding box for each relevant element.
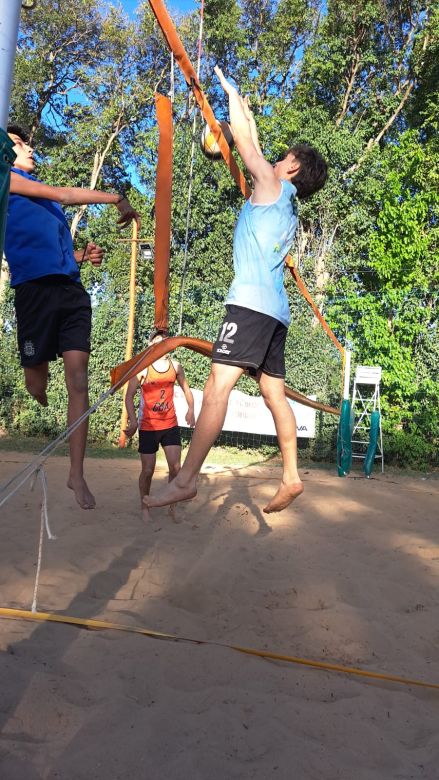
[214,65,238,96]
[116,197,141,229]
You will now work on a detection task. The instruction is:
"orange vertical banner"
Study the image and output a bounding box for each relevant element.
[154,92,173,331]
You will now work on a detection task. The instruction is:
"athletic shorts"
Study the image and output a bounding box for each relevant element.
[138,426,182,454]
[212,304,288,378]
[14,275,92,367]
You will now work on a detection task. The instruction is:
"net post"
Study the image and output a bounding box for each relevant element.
[0,0,22,257]
[0,0,22,130]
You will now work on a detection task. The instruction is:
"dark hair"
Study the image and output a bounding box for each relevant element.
[149,327,169,341]
[281,143,328,199]
[7,124,29,143]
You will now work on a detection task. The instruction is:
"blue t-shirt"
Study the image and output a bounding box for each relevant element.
[4,168,80,287]
[226,179,298,327]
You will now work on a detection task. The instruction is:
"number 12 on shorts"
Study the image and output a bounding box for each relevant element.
[218,321,237,344]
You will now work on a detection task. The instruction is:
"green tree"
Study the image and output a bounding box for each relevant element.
[328,133,439,466]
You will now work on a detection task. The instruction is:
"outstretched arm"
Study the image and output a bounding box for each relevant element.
[242,96,263,157]
[175,363,195,427]
[214,66,279,201]
[9,172,141,229]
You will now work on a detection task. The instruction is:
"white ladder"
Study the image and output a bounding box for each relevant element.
[351,365,384,473]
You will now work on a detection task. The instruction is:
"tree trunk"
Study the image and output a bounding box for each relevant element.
[70,120,125,240]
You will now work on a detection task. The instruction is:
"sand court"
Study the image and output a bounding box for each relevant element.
[1,452,439,779]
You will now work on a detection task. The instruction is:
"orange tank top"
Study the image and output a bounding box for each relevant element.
[138,359,178,431]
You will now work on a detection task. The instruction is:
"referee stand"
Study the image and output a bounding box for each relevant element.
[351,365,384,473]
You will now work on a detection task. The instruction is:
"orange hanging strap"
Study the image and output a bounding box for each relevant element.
[149,0,250,199]
[148,0,343,358]
[110,335,213,390]
[285,257,344,354]
[150,0,197,87]
[154,92,173,331]
[110,337,340,416]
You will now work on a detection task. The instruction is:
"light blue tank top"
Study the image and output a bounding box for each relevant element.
[225,180,298,327]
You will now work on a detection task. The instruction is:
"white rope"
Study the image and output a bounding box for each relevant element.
[31,502,45,613]
[38,468,56,540]
[30,468,54,613]
[177,0,205,333]
[0,337,161,510]
[196,0,204,80]
[170,51,175,103]
[177,109,199,333]
[0,341,173,609]
[0,385,115,508]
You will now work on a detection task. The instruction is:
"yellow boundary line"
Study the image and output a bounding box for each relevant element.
[1,608,438,692]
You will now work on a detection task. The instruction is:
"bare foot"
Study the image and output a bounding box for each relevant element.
[34,391,48,407]
[143,477,197,508]
[263,480,303,514]
[67,475,96,509]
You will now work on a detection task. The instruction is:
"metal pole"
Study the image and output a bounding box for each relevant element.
[0,0,22,130]
[118,220,139,448]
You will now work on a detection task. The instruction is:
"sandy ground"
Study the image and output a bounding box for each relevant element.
[0,451,439,780]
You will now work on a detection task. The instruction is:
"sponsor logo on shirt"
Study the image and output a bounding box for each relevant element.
[152,401,170,413]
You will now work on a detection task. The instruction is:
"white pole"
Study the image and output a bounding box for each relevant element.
[343,349,351,400]
[0,0,22,130]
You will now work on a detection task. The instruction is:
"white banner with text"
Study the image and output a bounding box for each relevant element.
[174,386,316,438]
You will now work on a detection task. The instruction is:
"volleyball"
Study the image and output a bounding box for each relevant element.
[200,121,234,160]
